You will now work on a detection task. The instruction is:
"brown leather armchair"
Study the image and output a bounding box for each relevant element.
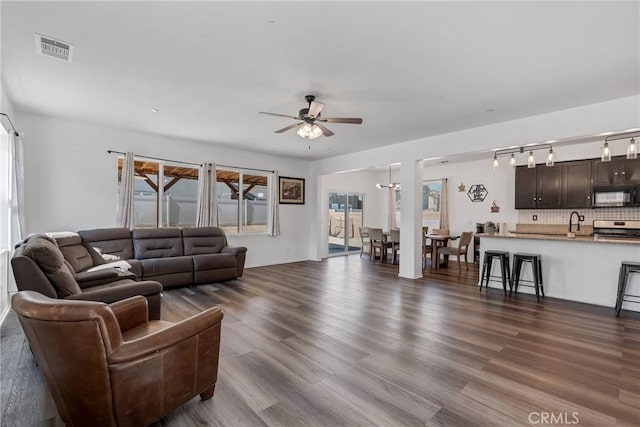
[12,291,224,427]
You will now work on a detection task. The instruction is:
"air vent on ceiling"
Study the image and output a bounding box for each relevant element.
[35,34,74,62]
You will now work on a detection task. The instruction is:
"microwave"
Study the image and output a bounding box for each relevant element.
[592,186,638,207]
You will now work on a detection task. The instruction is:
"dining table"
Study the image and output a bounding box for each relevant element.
[426,233,459,269]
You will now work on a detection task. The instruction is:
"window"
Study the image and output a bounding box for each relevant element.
[118,159,199,228]
[117,158,272,234]
[422,179,441,228]
[216,168,269,234]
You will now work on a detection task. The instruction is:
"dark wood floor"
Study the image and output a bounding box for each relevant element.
[2,256,639,426]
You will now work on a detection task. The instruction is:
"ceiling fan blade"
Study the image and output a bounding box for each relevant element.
[260,112,300,120]
[314,122,335,137]
[275,122,304,133]
[318,117,363,124]
[307,101,325,118]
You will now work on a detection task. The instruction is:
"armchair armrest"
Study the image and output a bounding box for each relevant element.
[108,306,223,364]
[109,296,149,332]
[221,246,247,256]
[75,268,136,289]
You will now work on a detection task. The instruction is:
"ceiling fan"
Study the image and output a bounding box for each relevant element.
[260,95,363,139]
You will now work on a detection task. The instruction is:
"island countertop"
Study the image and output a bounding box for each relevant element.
[477,232,640,245]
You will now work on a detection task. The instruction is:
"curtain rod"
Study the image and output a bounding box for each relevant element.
[0,113,20,137]
[106,150,275,173]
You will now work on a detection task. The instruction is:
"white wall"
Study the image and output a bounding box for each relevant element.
[312,96,640,175]
[423,158,518,240]
[16,112,312,268]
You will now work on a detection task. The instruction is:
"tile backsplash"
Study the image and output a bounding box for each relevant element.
[518,208,640,224]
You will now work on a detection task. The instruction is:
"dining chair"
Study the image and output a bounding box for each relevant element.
[390,228,400,264]
[422,226,432,268]
[437,231,473,271]
[368,228,390,262]
[359,227,371,258]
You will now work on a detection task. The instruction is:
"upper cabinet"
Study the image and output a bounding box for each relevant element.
[563,160,592,208]
[515,158,598,209]
[514,164,563,209]
[593,156,640,186]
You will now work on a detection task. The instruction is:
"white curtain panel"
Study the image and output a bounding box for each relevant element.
[116,152,135,229]
[9,132,25,244]
[268,171,280,236]
[196,163,218,227]
[439,178,449,230]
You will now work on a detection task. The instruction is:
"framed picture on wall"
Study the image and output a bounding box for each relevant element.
[279,176,305,204]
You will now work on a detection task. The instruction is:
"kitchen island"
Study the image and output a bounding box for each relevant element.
[478,232,640,311]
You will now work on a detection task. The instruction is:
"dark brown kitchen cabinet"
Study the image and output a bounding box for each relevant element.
[563,160,592,208]
[592,156,640,185]
[514,165,562,208]
[515,166,538,209]
[536,166,563,208]
[625,157,640,184]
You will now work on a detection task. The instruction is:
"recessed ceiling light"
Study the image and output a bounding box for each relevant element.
[151,108,159,113]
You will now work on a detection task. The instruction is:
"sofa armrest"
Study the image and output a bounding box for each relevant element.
[75,268,137,289]
[107,306,223,364]
[109,296,149,332]
[221,246,247,256]
[222,246,247,277]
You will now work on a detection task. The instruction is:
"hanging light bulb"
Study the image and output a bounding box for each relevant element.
[527,151,536,168]
[601,141,611,162]
[546,147,554,167]
[492,153,499,171]
[509,153,516,169]
[627,137,638,160]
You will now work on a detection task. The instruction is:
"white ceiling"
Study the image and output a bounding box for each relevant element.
[2,1,638,160]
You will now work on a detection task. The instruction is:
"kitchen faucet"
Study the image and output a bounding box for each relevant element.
[568,211,582,232]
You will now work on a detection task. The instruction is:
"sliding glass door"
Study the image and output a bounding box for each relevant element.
[328,192,364,256]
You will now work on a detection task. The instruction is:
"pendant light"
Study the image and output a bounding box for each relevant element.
[546,147,554,167]
[509,153,516,169]
[376,166,400,190]
[527,151,536,168]
[627,137,638,159]
[601,141,611,162]
[492,153,499,171]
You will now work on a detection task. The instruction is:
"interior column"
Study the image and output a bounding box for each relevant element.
[398,159,424,279]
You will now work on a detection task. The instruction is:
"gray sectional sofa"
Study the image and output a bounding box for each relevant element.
[78,226,247,288]
[11,227,247,316]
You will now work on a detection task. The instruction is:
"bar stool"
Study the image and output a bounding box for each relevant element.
[511,253,544,302]
[479,250,511,295]
[615,261,640,317]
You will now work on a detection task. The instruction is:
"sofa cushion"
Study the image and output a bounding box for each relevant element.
[192,253,236,270]
[139,256,193,277]
[66,279,162,304]
[182,227,227,255]
[79,228,134,260]
[57,235,96,273]
[133,228,184,259]
[21,237,81,297]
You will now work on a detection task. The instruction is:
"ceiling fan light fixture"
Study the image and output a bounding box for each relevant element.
[296,123,322,140]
